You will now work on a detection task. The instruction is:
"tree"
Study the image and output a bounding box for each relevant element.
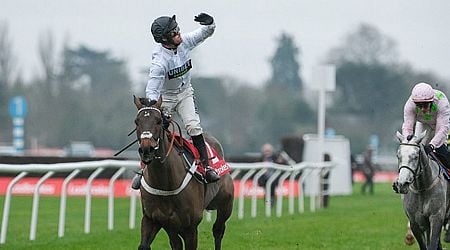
[192,76,263,154]
[0,22,16,141]
[255,87,314,146]
[267,32,303,91]
[325,23,410,152]
[59,45,134,148]
[26,44,134,149]
[327,23,398,65]
[259,32,313,147]
[23,32,60,147]
[38,31,57,97]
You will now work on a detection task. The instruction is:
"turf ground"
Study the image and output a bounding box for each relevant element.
[0,183,447,249]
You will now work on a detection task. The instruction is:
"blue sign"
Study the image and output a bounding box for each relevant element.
[369,134,379,148]
[325,127,336,138]
[8,96,28,118]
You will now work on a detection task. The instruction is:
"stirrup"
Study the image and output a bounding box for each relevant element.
[205,167,220,183]
[131,170,143,190]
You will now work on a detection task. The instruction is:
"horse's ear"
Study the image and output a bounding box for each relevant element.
[133,95,144,110]
[154,96,163,109]
[396,131,404,142]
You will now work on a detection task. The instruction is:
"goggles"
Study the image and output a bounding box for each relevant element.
[414,102,432,108]
[167,26,180,38]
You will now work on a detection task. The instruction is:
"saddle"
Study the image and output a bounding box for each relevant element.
[170,133,231,180]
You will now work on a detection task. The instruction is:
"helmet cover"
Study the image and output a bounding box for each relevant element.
[411,82,434,102]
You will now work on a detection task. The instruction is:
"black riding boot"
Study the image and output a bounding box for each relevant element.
[434,145,450,169]
[131,169,143,190]
[192,134,220,183]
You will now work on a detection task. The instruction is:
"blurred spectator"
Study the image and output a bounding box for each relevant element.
[361,146,375,195]
[257,143,287,207]
[350,154,357,184]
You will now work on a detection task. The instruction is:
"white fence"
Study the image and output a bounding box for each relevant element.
[0,159,334,244]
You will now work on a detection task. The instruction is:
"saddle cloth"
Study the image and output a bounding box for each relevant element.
[175,135,231,177]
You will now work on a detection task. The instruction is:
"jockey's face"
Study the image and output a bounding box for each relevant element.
[415,102,432,113]
[171,32,182,46]
[164,26,182,48]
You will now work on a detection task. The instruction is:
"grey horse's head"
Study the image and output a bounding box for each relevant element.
[393,131,427,194]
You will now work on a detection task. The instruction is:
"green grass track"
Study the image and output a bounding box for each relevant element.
[0,183,443,249]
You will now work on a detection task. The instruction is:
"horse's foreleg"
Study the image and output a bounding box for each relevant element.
[138,215,161,250]
[410,222,427,250]
[428,216,444,250]
[181,227,198,250]
[166,230,183,250]
[404,221,415,246]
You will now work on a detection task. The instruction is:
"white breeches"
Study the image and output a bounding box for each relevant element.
[161,86,203,136]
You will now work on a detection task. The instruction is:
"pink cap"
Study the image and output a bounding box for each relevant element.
[411,82,434,102]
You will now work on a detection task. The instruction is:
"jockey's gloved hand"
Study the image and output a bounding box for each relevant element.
[424,144,435,155]
[406,134,414,141]
[194,13,214,25]
[392,181,399,193]
[162,113,172,130]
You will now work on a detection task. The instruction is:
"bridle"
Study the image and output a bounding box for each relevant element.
[135,106,198,196]
[136,106,177,164]
[398,142,441,193]
[398,143,422,179]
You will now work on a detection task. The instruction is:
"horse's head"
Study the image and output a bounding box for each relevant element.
[394,131,427,194]
[133,95,164,164]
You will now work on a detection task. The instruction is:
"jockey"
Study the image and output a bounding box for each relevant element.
[402,82,450,168]
[132,13,220,189]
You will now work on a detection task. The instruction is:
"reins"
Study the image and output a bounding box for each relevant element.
[114,106,182,159]
[399,142,442,193]
[152,117,185,163]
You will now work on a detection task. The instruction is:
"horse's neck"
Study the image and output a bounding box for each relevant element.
[421,129,434,145]
[415,150,439,189]
[145,133,186,188]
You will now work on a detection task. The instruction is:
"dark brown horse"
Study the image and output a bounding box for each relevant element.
[133,96,234,250]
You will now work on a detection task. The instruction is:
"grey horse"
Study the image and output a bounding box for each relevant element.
[394,131,449,250]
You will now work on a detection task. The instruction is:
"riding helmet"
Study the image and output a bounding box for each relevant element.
[411,82,435,102]
[151,15,178,44]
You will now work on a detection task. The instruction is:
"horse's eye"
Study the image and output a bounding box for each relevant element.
[157,119,162,125]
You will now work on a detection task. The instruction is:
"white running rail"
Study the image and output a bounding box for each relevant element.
[0,159,334,244]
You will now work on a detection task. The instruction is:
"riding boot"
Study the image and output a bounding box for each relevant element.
[192,134,220,183]
[434,145,450,169]
[131,169,143,190]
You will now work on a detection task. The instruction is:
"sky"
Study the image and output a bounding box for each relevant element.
[1,0,450,89]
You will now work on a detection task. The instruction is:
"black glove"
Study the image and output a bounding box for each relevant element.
[406,134,414,141]
[162,113,172,130]
[392,182,399,193]
[194,13,214,25]
[424,144,435,155]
